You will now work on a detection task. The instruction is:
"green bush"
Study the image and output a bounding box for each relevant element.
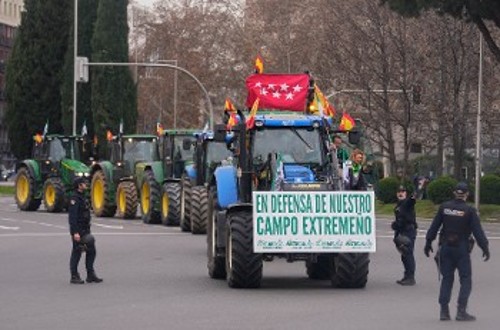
[480,174,500,204]
[427,176,457,204]
[376,177,413,204]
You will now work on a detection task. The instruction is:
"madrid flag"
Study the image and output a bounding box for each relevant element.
[246,73,309,111]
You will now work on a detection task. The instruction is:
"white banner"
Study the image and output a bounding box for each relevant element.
[253,191,376,253]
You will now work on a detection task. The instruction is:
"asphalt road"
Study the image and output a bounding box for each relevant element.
[1,196,499,330]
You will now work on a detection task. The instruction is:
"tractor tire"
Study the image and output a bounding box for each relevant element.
[91,170,116,217]
[116,181,138,219]
[43,177,65,212]
[179,177,192,232]
[225,210,262,288]
[207,189,226,279]
[331,253,370,288]
[190,186,208,234]
[15,167,41,211]
[306,255,332,280]
[140,170,161,224]
[161,182,181,226]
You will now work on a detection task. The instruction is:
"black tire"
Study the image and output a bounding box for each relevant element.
[91,170,116,217]
[116,181,138,219]
[161,182,181,226]
[190,186,209,234]
[43,177,65,212]
[226,210,262,288]
[179,177,192,231]
[140,170,161,224]
[207,189,226,279]
[15,167,41,211]
[331,253,370,288]
[306,255,332,280]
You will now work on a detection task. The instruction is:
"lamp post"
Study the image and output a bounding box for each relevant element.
[156,60,178,128]
[72,0,78,135]
[475,34,483,210]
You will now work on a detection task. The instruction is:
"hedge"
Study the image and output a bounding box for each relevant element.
[480,174,500,205]
[427,176,457,204]
[377,176,413,204]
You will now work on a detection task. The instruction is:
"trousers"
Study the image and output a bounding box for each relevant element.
[438,240,471,307]
[70,237,96,276]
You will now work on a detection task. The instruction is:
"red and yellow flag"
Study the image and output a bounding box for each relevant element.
[255,55,264,74]
[225,98,239,130]
[224,98,237,114]
[314,84,336,118]
[156,122,164,136]
[246,98,260,130]
[339,112,356,131]
[93,134,98,146]
[33,133,43,144]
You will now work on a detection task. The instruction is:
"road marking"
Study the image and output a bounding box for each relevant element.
[93,223,124,229]
[0,232,187,238]
[0,225,19,230]
[0,217,17,222]
[37,222,66,229]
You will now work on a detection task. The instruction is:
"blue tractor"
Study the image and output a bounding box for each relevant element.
[207,112,371,288]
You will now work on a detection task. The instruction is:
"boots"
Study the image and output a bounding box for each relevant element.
[86,271,103,283]
[456,306,476,321]
[70,274,84,284]
[440,305,450,321]
[396,276,415,286]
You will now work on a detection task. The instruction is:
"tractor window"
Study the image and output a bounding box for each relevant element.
[253,128,322,164]
[206,142,232,164]
[173,136,195,161]
[49,139,67,162]
[123,140,159,163]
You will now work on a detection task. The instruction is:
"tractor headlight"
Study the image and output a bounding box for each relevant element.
[75,172,85,177]
[312,121,320,128]
[255,120,264,127]
[83,172,90,177]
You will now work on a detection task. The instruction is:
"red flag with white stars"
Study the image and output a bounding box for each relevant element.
[245,73,309,111]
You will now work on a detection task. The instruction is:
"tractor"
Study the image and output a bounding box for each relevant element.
[176,131,233,234]
[159,129,197,226]
[90,134,163,223]
[15,135,91,212]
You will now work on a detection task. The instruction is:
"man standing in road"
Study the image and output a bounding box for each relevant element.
[392,185,417,286]
[424,182,489,321]
[68,177,103,284]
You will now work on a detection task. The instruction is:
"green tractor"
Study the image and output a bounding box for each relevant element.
[15,135,91,212]
[90,134,164,223]
[159,129,197,227]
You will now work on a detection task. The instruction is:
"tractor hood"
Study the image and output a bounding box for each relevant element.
[61,159,90,175]
[283,164,315,183]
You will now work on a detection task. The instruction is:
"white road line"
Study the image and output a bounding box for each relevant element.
[37,222,66,229]
[93,223,124,229]
[0,225,19,230]
[0,232,186,238]
[0,217,17,222]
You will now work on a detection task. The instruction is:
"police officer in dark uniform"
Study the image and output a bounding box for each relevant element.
[391,185,417,286]
[69,177,103,284]
[424,182,489,321]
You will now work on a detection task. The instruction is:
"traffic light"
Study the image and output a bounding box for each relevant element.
[412,85,421,104]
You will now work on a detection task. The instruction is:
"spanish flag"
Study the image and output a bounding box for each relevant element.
[34,133,43,144]
[338,112,356,131]
[156,122,164,136]
[314,84,336,118]
[246,98,260,130]
[255,55,264,74]
[224,98,237,114]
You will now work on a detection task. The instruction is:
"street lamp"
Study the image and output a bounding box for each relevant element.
[72,0,78,135]
[156,60,178,129]
[475,34,483,210]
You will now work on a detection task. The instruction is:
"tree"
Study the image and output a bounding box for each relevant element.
[91,0,137,149]
[60,0,99,136]
[383,0,500,63]
[5,0,71,159]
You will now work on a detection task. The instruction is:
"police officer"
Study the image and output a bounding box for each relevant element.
[391,185,417,286]
[69,177,103,284]
[424,182,489,321]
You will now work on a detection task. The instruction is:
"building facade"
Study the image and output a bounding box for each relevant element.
[0,0,23,168]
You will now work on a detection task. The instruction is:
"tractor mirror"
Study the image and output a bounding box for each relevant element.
[213,124,227,142]
[348,130,361,145]
[182,138,192,151]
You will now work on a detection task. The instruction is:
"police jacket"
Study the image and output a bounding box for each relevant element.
[394,197,417,231]
[426,198,488,251]
[68,191,91,236]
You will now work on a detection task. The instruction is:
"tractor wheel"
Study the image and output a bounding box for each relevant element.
[91,170,116,217]
[15,167,41,211]
[226,210,262,288]
[331,253,370,288]
[179,177,192,231]
[190,186,208,234]
[116,181,138,219]
[43,177,65,213]
[161,182,181,226]
[140,170,161,224]
[207,189,226,279]
[306,255,332,280]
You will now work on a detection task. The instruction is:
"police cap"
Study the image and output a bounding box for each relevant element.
[73,177,88,188]
[455,182,468,194]
[397,185,407,192]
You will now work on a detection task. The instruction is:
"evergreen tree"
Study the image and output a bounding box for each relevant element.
[61,0,99,137]
[91,0,137,150]
[5,0,71,159]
